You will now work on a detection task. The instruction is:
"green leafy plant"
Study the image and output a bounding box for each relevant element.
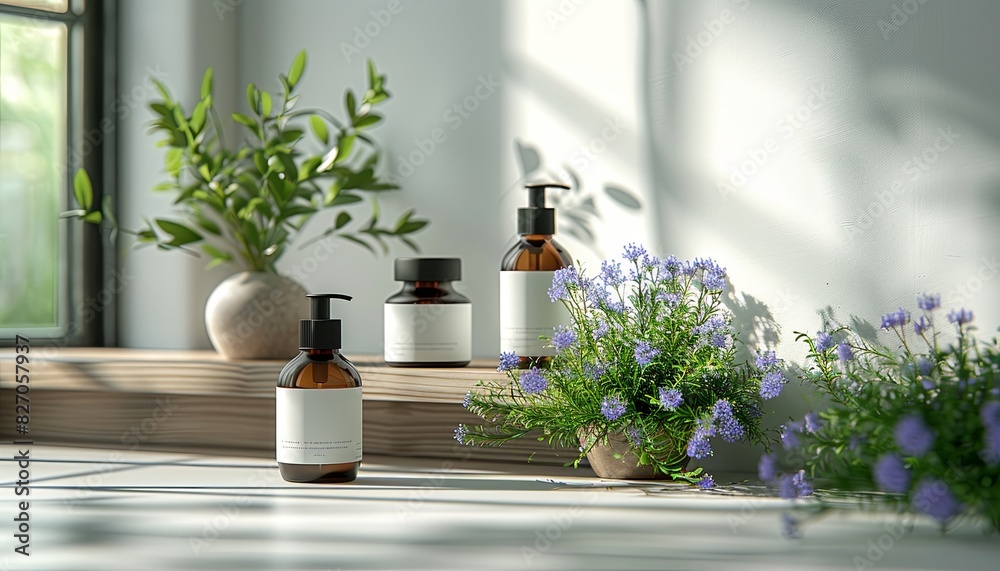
[774,296,1000,532]
[458,244,779,484]
[63,50,427,272]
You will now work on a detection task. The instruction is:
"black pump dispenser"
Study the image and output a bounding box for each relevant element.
[300,294,352,350]
[517,182,569,236]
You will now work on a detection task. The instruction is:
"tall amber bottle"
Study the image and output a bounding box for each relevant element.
[276,294,362,483]
[500,182,573,368]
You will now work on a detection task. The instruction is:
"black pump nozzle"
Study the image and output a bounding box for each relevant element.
[518,182,569,235]
[301,294,352,350]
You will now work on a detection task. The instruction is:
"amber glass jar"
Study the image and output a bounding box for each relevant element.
[384,257,472,367]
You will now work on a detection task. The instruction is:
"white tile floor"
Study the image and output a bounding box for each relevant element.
[0,445,997,570]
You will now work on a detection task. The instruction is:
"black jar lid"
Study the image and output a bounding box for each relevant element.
[394,257,462,282]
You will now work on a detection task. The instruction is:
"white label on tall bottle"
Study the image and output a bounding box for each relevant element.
[275,387,362,464]
[499,270,569,356]
[383,303,472,363]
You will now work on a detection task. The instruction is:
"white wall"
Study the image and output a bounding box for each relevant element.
[118,0,1000,469]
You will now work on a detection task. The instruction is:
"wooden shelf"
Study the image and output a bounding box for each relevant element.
[0,348,579,466]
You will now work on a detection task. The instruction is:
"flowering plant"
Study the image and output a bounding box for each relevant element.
[778,295,1000,530]
[458,244,779,484]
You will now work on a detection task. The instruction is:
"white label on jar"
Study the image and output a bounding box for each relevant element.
[276,387,362,464]
[383,303,472,363]
[499,271,570,357]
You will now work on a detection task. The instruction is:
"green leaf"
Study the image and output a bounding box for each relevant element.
[150,102,173,119]
[164,148,183,176]
[232,113,257,129]
[137,228,158,243]
[280,205,318,220]
[73,170,93,210]
[253,151,268,175]
[328,191,363,207]
[200,68,213,99]
[242,219,261,248]
[190,100,207,133]
[298,156,323,181]
[194,213,221,235]
[334,134,356,163]
[395,220,428,235]
[279,129,304,144]
[155,219,203,247]
[339,233,375,255]
[345,90,356,120]
[246,82,259,114]
[201,243,232,261]
[83,211,102,224]
[288,50,306,88]
[335,211,352,229]
[367,60,377,89]
[354,113,382,129]
[260,91,272,117]
[309,115,329,145]
[102,195,117,228]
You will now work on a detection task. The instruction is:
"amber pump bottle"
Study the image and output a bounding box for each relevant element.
[276,294,362,483]
[500,182,573,368]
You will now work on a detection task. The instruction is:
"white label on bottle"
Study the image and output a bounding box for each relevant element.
[275,387,362,464]
[383,304,472,363]
[499,271,570,357]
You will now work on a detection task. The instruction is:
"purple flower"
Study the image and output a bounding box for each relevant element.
[880,308,910,330]
[911,478,963,523]
[697,475,716,489]
[606,300,626,313]
[463,390,472,409]
[894,415,935,456]
[709,333,728,348]
[913,315,931,336]
[453,424,467,444]
[917,293,941,311]
[633,340,660,366]
[760,370,784,400]
[873,453,911,493]
[758,453,778,482]
[755,350,780,370]
[656,291,681,307]
[837,342,854,362]
[803,412,823,433]
[778,470,812,498]
[547,266,580,301]
[593,319,610,339]
[712,399,734,422]
[626,425,643,447]
[686,419,716,459]
[658,255,680,279]
[981,401,1000,430]
[917,358,934,377]
[983,427,1000,465]
[701,270,726,291]
[712,400,744,442]
[815,332,834,352]
[599,259,624,286]
[659,387,683,410]
[497,351,519,372]
[551,325,577,352]
[518,367,548,395]
[600,396,627,421]
[622,243,647,262]
[781,422,803,450]
[948,308,974,326]
[585,362,608,382]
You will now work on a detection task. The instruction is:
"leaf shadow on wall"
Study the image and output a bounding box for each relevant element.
[513,139,643,259]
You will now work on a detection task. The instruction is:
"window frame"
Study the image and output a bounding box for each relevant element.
[0,0,116,348]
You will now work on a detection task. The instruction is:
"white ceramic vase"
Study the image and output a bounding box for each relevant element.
[204,271,309,360]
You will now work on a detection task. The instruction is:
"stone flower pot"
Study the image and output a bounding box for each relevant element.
[581,429,690,480]
[204,271,309,360]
